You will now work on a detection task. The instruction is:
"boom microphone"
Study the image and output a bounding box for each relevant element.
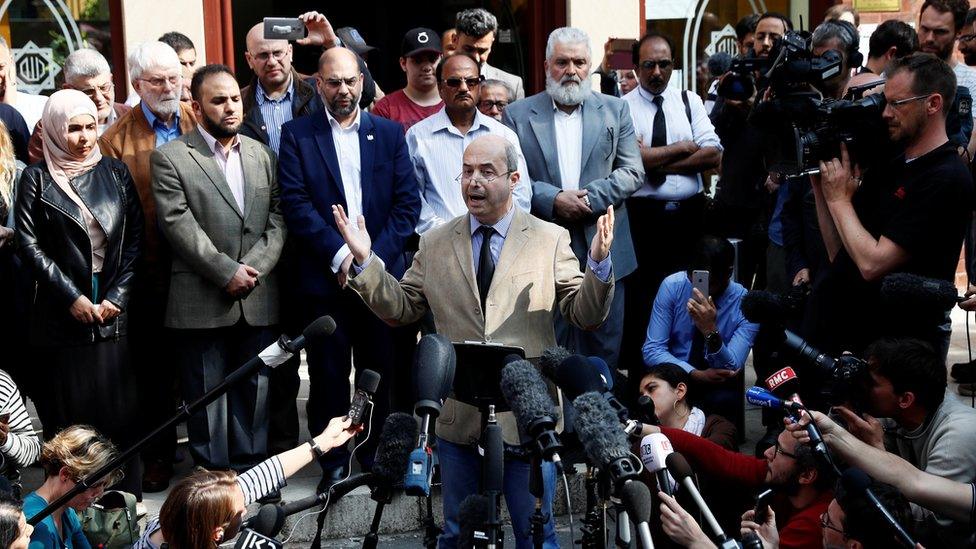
[572,392,640,487]
[348,369,380,426]
[406,334,456,497]
[741,290,792,325]
[841,468,917,548]
[371,412,417,500]
[550,353,632,426]
[621,480,655,549]
[500,360,564,470]
[242,503,286,538]
[880,272,958,312]
[540,345,573,379]
[280,316,337,353]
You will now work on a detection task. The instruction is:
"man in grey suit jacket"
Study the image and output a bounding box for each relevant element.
[503,27,643,370]
[151,65,286,471]
[455,8,525,99]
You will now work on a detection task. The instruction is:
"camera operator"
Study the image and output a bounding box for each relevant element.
[804,52,972,358]
[835,338,976,546]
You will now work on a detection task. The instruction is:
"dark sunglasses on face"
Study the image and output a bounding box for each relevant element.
[442,76,484,88]
[640,59,674,70]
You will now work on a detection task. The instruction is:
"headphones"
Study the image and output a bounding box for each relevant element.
[829,20,863,68]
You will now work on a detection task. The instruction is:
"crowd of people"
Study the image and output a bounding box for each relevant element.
[0,1,972,547]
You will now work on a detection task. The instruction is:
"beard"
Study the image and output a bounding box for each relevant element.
[328,91,360,118]
[144,88,181,117]
[545,73,590,106]
[202,111,241,139]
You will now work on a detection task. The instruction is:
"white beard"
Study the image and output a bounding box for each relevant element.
[545,74,590,106]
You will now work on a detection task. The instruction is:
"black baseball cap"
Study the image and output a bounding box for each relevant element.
[402,27,442,58]
[336,27,377,57]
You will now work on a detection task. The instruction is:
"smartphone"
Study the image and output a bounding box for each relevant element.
[754,488,774,524]
[692,270,710,298]
[264,17,306,41]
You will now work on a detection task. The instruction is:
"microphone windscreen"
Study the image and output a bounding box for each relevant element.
[552,355,605,401]
[357,369,381,394]
[540,346,573,378]
[741,290,790,325]
[572,392,630,467]
[304,315,337,338]
[372,412,417,488]
[880,272,958,326]
[500,360,560,433]
[412,333,457,406]
[637,395,659,426]
[665,452,694,483]
[483,422,504,494]
[708,51,732,77]
[248,504,285,538]
[620,480,653,523]
[458,494,492,548]
[588,356,614,391]
[841,467,873,493]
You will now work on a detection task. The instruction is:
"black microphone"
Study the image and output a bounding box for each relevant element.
[234,528,283,549]
[406,334,456,497]
[621,480,655,549]
[551,353,632,426]
[741,289,792,325]
[666,452,731,544]
[572,392,640,488]
[458,494,492,548]
[242,503,286,538]
[280,472,374,516]
[348,369,381,426]
[880,272,958,312]
[841,468,917,548]
[540,345,573,379]
[280,316,337,353]
[499,359,564,471]
[636,395,659,426]
[370,412,417,501]
[708,51,732,77]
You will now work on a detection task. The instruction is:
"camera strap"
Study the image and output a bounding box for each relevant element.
[681,91,704,189]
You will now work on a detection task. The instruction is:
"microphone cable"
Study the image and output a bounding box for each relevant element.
[967,310,974,408]
[280,401,376,544]
[560,469,575,548]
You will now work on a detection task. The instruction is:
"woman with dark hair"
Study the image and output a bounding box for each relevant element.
[639,363,737,450]
[0,490,32,549]
[14,89,143,497]
[134,415,361,549]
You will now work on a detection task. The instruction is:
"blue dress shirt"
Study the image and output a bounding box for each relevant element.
[642,271,758,373]
[255,79,294,154]
[141,101,182,147]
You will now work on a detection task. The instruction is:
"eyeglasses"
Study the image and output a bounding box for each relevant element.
[478,100,508,111]
[455,170,512,185]
[773,441,798,460]
[138,75,180,88]
[322,77,360,89]
[442,76,484,88]
[640,59,674,70]
[251,49,289,63]
[78,81,114,100]
[887,94,932,108]
[820,511,847,538]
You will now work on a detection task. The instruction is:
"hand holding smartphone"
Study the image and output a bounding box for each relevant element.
[264,17,306,41]
[692,270,710,300]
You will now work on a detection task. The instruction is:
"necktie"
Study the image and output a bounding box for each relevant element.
[476,225,496,313]
[649,95,667,186]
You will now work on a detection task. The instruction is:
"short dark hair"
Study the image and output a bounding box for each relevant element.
[190,64,235,101]
[865,338,947,412]
[757,11,794,32]
[735,14,760,41]
[158,31,195,54]
[886,52,957,114]
[435,52,480,82]
[835,477,915,548]
[633,32,675,65]
[921,0,970,31]
[868,20,919,59]
[689,235,734,275]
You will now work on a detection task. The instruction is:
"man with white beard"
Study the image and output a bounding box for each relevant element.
[502,27,643,372]
[99,40,197,493]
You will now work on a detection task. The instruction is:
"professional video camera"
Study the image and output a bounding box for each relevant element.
[719,30,889,175]
[781,330,869,406]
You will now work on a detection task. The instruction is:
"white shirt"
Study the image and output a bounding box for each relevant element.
[954,63,976,120]
[623,85,722,200]
[552,100,583,191]
[197,126,245,213]
[405,107,532,234]
[327,108,363,272]
[13,91,47,132]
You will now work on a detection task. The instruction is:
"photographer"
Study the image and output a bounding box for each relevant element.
[805,53,972,357]
[836,338,976,546]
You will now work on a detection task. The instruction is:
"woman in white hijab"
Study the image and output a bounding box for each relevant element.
[14,89,145,499]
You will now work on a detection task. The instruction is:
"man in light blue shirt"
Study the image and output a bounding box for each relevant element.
[643,236,758,423]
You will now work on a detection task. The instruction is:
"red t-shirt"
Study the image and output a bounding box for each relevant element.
[371,89,442,133]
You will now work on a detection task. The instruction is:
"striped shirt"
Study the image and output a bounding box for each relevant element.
[133,456,286,549]
[405,107,533,234]
[255,79,295,154]
[0,369,40,474]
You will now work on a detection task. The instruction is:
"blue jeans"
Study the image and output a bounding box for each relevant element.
[437,438,559,549]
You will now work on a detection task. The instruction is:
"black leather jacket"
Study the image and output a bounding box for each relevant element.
[15,157,143,347]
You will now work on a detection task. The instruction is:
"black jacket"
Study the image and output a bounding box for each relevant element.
[15,157,143,346]
[240,69,322,146]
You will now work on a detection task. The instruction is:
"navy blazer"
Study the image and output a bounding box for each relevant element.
[278,111,420,297]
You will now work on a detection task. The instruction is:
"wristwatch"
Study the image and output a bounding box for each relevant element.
[704,330,722,350]
[308,439,326,460]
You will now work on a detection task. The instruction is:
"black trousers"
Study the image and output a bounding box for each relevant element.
[37,338,142,498]
[620,194,705,398]
[302,290,394,471]
[174,320,276,470]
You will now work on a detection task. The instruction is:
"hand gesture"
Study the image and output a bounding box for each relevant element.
[225,264,259,298]
[319,415,363,451]
[691,368,736,384]
[818,142,861,204]
[833,405,884,449]
[553,189,592,221]
[69,295,103,324]
[97,300,121,322]
[589,205,614,262]
[296,11,339,48]
[659,492,715,548]
[332,205,372,264]
[792,268,810,287]
[740,507,779,549]
[687,288,717,335]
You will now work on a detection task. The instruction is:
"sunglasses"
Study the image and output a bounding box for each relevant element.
[442,76,484,88]
[640,59,674,70]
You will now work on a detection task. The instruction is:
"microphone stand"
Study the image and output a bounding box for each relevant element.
[528,454,547,549]
[29,334,302,526]
[579,466,607,549]
[362,501,385,549]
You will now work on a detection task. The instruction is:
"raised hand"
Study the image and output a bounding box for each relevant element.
[589,205,614,261]
[332,204,372,264]
[297,11,339,48]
